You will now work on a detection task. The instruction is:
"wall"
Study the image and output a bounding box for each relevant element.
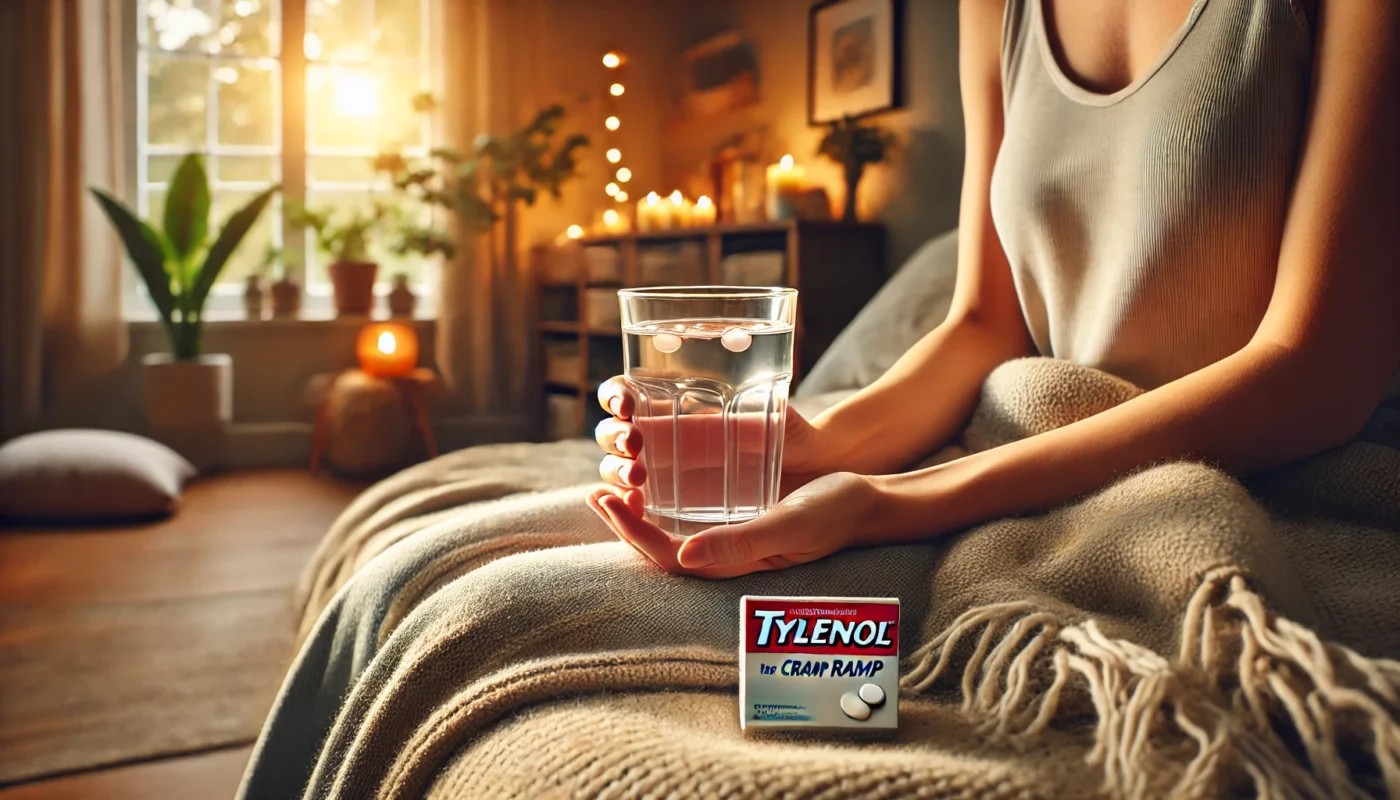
[657,0,965,272]
[511,0,690,249]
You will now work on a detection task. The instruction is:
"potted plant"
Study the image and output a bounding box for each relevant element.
[243,271,265,320]
[387,271,416,317]
[291,204,386,316]
[380,100,589,239]
[817,115,894,223]
[261,246,304,317]
[91,153,278,462]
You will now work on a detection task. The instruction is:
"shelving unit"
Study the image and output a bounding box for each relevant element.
[535,219,886,440]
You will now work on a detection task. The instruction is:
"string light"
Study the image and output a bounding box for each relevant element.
[566,225,584,239]
[602,52,631,228]
[669,190,683,206]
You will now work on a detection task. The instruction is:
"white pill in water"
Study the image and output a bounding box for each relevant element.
[653,333,683,353]
[858,683,886,706]
[720,327,752,353]
[839,692,872,720]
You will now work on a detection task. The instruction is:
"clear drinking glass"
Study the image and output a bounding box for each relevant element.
[620,286,797,535]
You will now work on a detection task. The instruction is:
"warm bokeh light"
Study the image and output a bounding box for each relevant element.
[669,190,683,206]
[303,32,323,59]
[377,331,397,355]
[779,154,795,171]
[697,195,714,209]
[615,190,629,202]
[603,209,620,225]
[610,83,625,97]
[357,323,419,378]
[616,167,632,183]
[606,148,621,163]
[604,116,620,131]
[566,225,584,239]
[602,52,621,69]
[334,72,378,117]
[605,182,619,196]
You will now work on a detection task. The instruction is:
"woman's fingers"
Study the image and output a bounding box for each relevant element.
[588,489,657,565]
[599,454,645,488]
[597,377,634,419]
[592,492,776,579]
[596,494,686,572]
[594,418,640,457]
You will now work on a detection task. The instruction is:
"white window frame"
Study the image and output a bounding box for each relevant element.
[123,0,443,320]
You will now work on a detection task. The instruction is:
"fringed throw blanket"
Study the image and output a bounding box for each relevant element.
[239,358,1400,800]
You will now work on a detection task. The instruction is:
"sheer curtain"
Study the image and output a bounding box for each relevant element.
[0,0,128,441]
[437,0,548,425]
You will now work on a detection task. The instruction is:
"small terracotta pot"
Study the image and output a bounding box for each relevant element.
[329,261,378,316]
[270,276,302,317]
[387,273,416,317]
[242,275,264,319]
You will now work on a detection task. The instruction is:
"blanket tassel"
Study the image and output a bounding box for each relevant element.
[901,569,1400,799]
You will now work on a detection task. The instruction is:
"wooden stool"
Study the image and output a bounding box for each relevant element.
[309,368,440,476]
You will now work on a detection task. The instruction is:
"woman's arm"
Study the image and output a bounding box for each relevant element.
[808,0,1034,477]
[591,0,1397,578]
[869,0,1400,542]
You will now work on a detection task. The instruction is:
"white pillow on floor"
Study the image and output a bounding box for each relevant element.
[0,429,195,522]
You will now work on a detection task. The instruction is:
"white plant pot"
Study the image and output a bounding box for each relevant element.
[142,353,232,469]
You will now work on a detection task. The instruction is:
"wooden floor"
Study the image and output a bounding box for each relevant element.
[0,469,362,799]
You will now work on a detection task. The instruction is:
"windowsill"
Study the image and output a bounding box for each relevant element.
[124,310,438,328]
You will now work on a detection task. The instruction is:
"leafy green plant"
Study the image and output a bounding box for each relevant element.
[292,97,587,274]
[817,115,893,171]
[289,194,453,264]
[91,153,278,359]
[288,203,386,264]
[377,99,589,238]
[818,115,894,222]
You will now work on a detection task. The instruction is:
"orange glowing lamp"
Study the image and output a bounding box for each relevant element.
[356,322,419,378]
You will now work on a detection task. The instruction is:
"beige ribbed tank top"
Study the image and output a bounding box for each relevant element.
[991,0,1314,389]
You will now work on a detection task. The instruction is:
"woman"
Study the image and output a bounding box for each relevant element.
[589,0,1398,579]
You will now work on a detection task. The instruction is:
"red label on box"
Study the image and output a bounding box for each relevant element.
[743,599,899,656]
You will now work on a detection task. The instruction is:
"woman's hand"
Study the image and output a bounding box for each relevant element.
[586,472,880,579]
[592,376,838,514]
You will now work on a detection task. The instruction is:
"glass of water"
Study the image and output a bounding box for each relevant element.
[619,286,797,535]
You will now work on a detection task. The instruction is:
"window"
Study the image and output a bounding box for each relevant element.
[131,0,441,316]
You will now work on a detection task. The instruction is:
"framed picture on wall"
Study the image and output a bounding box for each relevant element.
[808,0,905,124]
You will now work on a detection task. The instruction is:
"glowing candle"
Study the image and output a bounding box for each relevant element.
[658,190,687,228]
[693,195,717,227]
[765,154,808,222]
[637,191,662,232]
[356,322,419,378]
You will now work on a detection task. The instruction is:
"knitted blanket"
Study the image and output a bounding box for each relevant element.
[239,358,1400,800]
